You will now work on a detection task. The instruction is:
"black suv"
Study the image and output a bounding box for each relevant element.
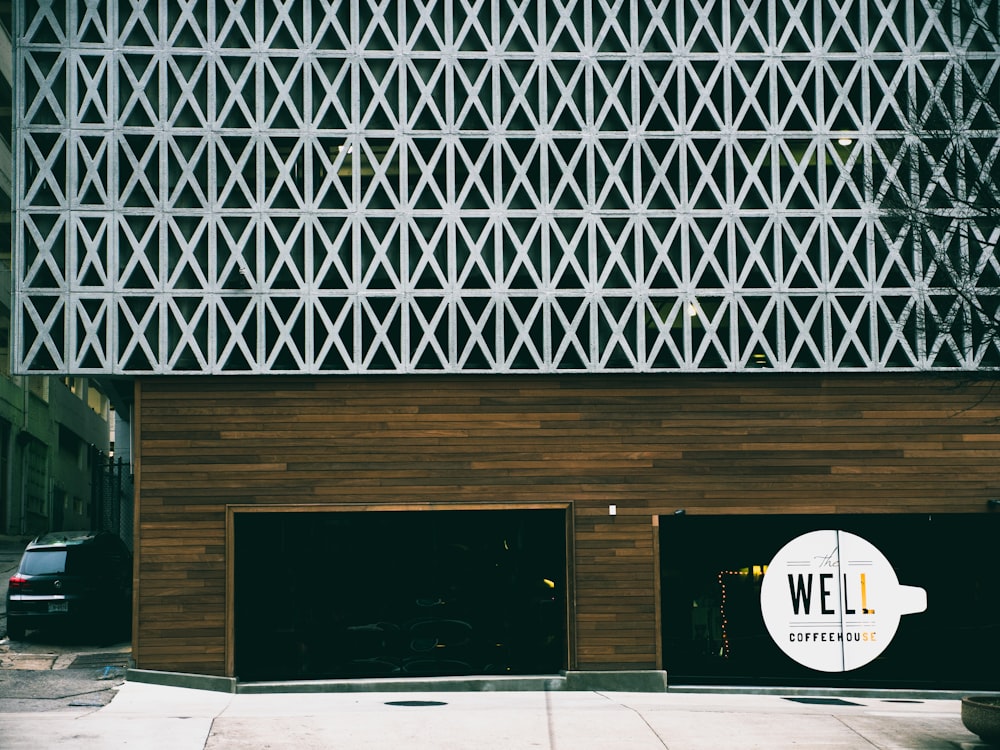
[6,531,132,640]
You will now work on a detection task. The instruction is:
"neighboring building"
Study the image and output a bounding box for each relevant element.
[11,2,1000,689]
[0,2,113,537]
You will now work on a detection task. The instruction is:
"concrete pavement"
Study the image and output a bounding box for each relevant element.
[0,681,993,749]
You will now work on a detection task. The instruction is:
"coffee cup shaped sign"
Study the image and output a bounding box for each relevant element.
[759,530,927,672]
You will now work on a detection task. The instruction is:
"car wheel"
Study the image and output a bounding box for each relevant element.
[7,616,26,640]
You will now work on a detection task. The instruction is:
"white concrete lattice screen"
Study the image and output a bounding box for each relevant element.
[12,0,1000,374]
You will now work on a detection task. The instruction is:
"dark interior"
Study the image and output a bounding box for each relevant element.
[660,513,1000,690]
[235,509,567,681]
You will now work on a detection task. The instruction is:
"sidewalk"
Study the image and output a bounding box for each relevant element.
[0,681,990,749]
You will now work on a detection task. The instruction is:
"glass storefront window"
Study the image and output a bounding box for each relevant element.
[660,513,1000,690]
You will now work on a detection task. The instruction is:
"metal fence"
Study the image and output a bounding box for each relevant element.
[92,454,134,551]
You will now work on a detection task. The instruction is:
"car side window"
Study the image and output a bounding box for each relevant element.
[66,547,100,576]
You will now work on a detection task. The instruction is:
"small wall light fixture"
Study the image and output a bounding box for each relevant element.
[673,509,686,516]
[987,499,1000,510]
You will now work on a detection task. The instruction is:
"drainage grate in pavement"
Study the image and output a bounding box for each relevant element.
[68,652,130,669]
[385,700,448,707]
[782,697,862,706]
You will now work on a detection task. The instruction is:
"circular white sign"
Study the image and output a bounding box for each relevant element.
[759,530,927,672]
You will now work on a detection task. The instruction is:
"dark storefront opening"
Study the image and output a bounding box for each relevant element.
[661,513,1000,690]
[235,508,567,681]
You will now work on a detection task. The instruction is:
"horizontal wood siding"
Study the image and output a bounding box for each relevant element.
[135,374,1000,676]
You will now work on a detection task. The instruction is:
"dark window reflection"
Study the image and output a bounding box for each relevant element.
[236,509,566,681]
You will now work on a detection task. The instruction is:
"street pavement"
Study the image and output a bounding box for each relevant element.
[0,682,993,749]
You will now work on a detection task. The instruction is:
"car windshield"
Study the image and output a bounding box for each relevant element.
[20,550,68,575]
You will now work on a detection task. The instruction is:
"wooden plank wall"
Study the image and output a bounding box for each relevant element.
[135,374,1000,676]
